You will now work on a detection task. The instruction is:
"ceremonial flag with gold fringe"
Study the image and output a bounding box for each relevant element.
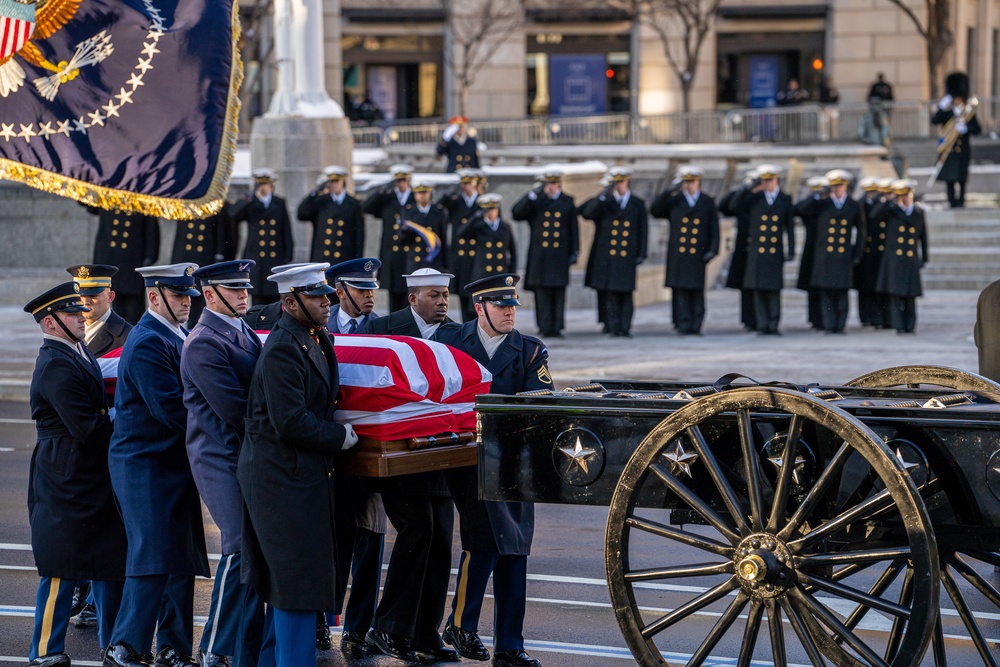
[0,0,241,219]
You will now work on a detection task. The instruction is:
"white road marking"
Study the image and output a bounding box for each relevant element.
[0,419,34,425]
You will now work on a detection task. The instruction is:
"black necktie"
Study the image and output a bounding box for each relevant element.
[347,318,358,334]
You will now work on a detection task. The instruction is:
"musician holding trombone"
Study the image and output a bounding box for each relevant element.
[931,71,981,209]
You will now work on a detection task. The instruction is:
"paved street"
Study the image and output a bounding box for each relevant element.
[0,286,992,665]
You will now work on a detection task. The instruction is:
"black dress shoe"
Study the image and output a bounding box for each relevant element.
[340,630,373,657]
[365,628,419,662]
[492,649,541,667]
[154,647,197,667]
[413,644,462,662]
[104,644,151,667]
[28,654,70,667]
[442,623,489,661]
[315,614,332,651]
[73,602,98,628]
[70,581,91,617]
[196,652,229,667]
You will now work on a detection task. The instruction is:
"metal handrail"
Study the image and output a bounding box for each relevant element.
[348,97,1000,148]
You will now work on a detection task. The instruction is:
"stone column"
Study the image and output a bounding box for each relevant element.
[251,0,353,261]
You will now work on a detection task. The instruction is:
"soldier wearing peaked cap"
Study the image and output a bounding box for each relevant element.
[511,169,579,338]
[229,169,295,305]
[238,264,360,667]
[399,179,449,276]
[730,164,795,335]
[181,261,264,667]
[792,176,830,331]
[364,164,415,312]
[436,274,550,667]
[579,167,648,337]
[104,263,210,667]
[871,180,928,333]
[24,282,126,667]
[650,165,719,336]
[240,263,312,331]
[458,194,517,315]
[297,165,366,264]
[438,169,481,320]
[437,116,480,173]
[360,268,460,663]
[84,205,160,325]
[931,72,981,208]
[322,258,387,655]
[67,264,133,357]
[797,170,864,334]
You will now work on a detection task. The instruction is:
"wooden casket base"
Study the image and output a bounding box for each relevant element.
[337,433,478,477]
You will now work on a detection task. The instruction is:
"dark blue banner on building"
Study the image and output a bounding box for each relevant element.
[0,0,242,219]
[549,54,606,116]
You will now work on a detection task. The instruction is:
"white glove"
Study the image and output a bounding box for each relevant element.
[108,407,116,422]
[955,120,968,135]
[341,423,359,450]
[938,94,953,110]
[478,141,488,151]
[442,123,459,141]
[527,191,538,200]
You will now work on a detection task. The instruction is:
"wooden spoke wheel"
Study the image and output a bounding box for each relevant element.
[606,387,939,667]
[845,365,1000,392]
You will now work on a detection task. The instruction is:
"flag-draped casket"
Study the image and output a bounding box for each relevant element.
[99,333,492,475]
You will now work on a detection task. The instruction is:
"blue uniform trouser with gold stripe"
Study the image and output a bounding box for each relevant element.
[30,577,123,659]
[447,551,528,653]
[110,574,195,655]
[200,552,264,667]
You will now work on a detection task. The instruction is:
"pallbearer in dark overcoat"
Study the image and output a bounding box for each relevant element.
[511,169,579,338]
[237,264,359,666]
[798,170,864,334]
[229,168,295,305]
[438,274,551,667]
[86,205,160,324]
[872,180,928,334]
[297,165,366,264]
[730,164,795,335]
[364,164,414,312]
[104,263,210,667]
[181,261,264,667]
[438,169,481,320]
[67,264,133,357]
[24,282,126,667]
[650,165,719,335]
[578,166,648,337]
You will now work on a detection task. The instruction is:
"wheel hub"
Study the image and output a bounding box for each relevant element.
[734,533,793,598]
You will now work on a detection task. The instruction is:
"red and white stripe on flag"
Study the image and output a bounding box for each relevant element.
[100,333,493,442]
[0,18,33,60]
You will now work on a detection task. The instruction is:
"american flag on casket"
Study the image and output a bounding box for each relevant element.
[98,333,492,441]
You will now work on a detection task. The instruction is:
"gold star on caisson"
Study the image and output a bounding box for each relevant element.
[663,440,699,478]
[558,436,597,475]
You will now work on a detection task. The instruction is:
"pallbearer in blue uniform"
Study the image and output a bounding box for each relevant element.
[181,261,264,667]
[438,274,552,667]
[104,263,210,667]
[323,258,388,655]
[68,264,133,356]
[25,282,127,667]
[238,264,360,667]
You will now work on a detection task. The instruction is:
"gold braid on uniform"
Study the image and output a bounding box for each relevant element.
[0,2,244,221]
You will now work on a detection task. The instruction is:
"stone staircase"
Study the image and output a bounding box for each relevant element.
[784,204,1000,291]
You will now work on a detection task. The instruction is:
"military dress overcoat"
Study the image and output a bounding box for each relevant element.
[398,202,449,274]
[873,204,928,298]
[229,196,295,301]
[297,192,365,264]
[238,312,351,610]
[364,188,413,297]
[438,190,479,292]
[649,191,719,290]
[731,189,795,291]
[796,197,863,290]
[437,321,551,555]
[510,190,579,290]
[578,191,648,292]
[28,340,126,580]
[108,313,210,577]
[85,310,132,357]
[458,212,517,284]
[931,108,982,183]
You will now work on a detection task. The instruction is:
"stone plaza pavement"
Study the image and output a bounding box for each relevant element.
[0,286,983,400]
